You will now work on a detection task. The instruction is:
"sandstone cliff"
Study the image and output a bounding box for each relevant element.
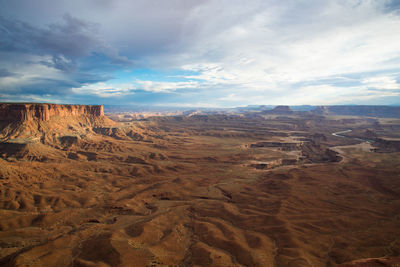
[0,103,104,122]
[0,103,112,142]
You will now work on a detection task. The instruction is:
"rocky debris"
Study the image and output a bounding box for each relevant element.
[0,103,104,122]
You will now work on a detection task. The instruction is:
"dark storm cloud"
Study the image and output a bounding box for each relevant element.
[0,0,204,61]
[0,15,93,56]
[0,14,132,69]
[39,14,99,58]
[0,12,134,101]
[0,0,204,103]
[0,77,75,95]
[38,55,77,73]
[0,16,38,53]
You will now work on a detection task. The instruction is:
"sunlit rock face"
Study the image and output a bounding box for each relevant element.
[0,103,104,122]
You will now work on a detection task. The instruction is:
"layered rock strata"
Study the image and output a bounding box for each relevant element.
[0,103,104,122]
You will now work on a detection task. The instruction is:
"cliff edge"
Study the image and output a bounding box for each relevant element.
[0,103,104,122]
[0,103,114,143]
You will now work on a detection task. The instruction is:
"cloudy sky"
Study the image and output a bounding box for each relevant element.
[0,0,400,107]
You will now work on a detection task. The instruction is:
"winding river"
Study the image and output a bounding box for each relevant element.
[332,129,372,143]
[332,129,352,138]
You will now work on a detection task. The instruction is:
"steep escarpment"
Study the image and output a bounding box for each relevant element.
[0,103,117,160]
[0,103,159,162]
[0,103,111,140]
[0,103,104,122]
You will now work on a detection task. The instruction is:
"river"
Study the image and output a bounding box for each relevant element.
[332,129,372,143]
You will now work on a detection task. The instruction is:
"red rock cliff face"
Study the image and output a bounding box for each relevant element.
[0,103,104,122]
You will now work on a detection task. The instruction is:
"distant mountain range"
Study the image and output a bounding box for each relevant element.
[104,104,400,118]
[310,105,400,118]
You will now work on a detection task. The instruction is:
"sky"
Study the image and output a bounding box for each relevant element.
[0,0,400,107]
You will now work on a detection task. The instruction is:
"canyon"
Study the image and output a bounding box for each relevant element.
[0,103,400,266]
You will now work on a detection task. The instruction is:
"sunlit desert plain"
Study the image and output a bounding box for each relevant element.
[0,103,400,267]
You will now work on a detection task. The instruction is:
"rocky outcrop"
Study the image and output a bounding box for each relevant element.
[0,103,104,122]
[263,105,294,115]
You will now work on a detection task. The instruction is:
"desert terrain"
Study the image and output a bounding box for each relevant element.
[0,103,400,267]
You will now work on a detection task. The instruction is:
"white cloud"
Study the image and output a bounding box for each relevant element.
[71,79,200,97]
[362,75,400,90]
[72,82,135,97]
[136,80,199,92]
[1,0,400,105]
[170,0,400,104]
